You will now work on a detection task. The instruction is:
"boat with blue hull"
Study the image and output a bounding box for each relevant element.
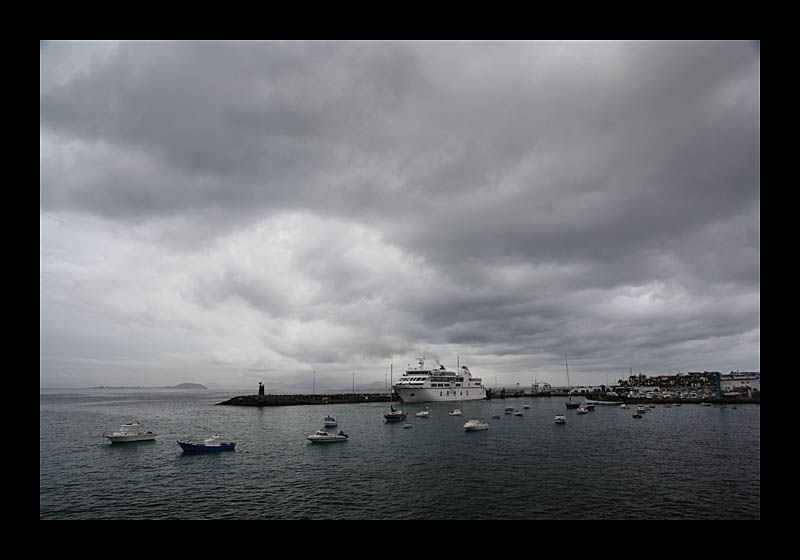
[177,435,236,452]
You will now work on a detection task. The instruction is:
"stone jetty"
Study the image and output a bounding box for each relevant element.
[218,393,392,407]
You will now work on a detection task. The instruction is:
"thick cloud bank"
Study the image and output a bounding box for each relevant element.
[40,41,760,388]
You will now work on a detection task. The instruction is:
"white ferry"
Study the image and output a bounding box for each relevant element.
[393,358,487,403]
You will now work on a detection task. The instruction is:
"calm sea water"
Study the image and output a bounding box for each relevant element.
[40,388,759,520]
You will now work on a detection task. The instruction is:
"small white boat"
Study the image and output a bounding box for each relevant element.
[636,405,647,413]
[576,407,588,414]
[513,410,523,416]
[620,403,628,409]
[463,419,489,431]
[323,415,338,427]
[307,429,349,443]
[504,406,514,415]
[449,409,463,416]
[522,404,530,409]
[403,423,413,428]
[415,407,430,418]
[102,422,156,443]
[554,415,566,424]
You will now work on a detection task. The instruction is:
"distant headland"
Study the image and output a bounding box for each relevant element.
[87,383,208,389]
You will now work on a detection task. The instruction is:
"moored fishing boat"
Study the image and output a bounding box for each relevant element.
[384,404,407,421]
[306,429,349,443]
[177,434,236,452]
[384,365,407,421]
[564,355,580,409]
[463,419,489,431]
[102,422,156,443]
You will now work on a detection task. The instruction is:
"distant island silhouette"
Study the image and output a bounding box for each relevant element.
[88,383,207,389]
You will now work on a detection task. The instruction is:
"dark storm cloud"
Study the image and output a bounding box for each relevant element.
[40,41,759,388]
[40,42,424,222]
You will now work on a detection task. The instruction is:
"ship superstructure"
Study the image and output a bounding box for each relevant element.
[393,358,487,403]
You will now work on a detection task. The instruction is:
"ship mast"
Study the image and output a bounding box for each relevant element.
[565,355,571,388]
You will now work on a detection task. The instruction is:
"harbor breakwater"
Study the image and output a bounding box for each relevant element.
[218,393,392,406]
[219,391,759,407]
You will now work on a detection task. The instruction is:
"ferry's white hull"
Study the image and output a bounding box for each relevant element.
[394,387,487,403]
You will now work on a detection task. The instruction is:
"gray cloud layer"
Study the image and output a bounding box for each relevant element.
[40,40,759,388]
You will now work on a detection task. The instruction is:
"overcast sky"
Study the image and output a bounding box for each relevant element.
[40,40,760,389]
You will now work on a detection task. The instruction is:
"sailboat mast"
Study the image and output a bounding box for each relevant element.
[565,355,570,388]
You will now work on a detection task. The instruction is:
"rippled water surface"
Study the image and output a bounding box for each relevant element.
[40,389,760,519]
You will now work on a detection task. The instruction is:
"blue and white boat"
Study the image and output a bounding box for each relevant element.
[177,434,236,452]
[323,415,338,427]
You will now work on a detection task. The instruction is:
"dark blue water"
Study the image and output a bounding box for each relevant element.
[40,389,759,519]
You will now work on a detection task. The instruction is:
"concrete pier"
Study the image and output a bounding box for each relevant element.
[218,393,393,406]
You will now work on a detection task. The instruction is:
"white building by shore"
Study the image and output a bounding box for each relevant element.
[721,372,760,393]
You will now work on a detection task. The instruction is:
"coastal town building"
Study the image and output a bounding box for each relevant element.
[616,371,760,397]
[720,372,760,393]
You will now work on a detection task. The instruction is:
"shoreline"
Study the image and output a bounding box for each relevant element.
[218,391,759,407]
